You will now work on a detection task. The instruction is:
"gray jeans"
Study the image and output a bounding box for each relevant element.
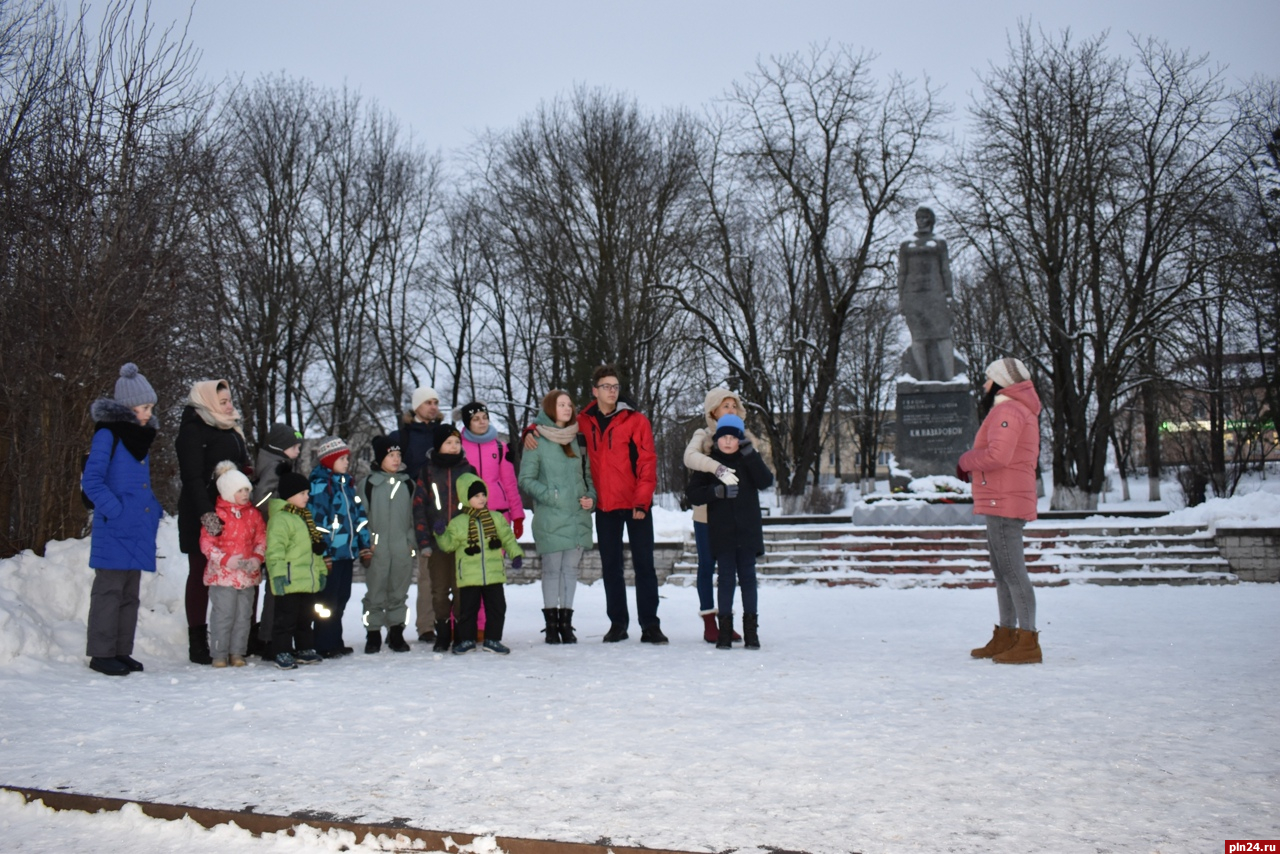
[985,514,1036,631]
[209,585,256,658]
[86,569,141,657]
[540,547,582,609]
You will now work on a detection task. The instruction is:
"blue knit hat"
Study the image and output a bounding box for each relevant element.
[713,414,745,440]
[114,363,156,408]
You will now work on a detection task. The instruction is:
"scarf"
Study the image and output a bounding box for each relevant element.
[463,425,499,445]
[189,380,245,438]
[464,507,501,555]
[281,502,326,555]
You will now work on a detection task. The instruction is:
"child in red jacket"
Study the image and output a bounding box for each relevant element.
[200,461,267,667]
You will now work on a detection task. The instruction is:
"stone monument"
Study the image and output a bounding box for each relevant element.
[892,207,978,486]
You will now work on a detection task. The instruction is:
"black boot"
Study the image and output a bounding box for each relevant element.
[558,608,577,644]
[716,614,733,650]
[365,629,382,654]
[188,625,212,665]
[387,624,410,652]
[743,613,760,649]
[432,619,451,653]
[542,609,563,644]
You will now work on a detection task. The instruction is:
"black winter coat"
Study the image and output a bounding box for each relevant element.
[391,415,448,482]
[685,446,774,557]
[175,405,251,554]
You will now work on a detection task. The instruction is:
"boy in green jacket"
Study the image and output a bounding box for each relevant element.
[265,471,329,670]
[437,473,523,655]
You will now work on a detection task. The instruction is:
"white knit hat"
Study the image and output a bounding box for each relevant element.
[985,358,1031,389]
[214,460,252,502]
[411,386,440,412]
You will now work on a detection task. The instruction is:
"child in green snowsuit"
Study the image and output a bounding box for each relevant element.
[437,473,523,655]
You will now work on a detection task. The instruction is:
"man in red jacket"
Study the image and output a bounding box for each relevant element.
[527,365,666,644]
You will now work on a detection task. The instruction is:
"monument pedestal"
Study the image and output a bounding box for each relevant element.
[892,377,978,488]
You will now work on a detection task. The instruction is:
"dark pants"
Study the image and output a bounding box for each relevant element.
[86,569,141,657]
[457,584,506,642]
[694,520,715,612]
[271,591,319,656]
[716,546,758,617]
[595,509,660,630]
[257,583,275,643]
[314,558,353,652]
[185,551,209,627]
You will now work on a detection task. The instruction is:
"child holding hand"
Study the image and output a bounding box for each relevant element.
[200,461,267,667]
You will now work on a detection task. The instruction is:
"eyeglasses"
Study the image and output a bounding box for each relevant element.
[596,383,620,391]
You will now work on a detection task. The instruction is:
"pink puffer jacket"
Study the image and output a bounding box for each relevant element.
[959,380,1042,521]
[200,496,267,588]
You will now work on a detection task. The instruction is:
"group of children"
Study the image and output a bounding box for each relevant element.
[199,413,526,669]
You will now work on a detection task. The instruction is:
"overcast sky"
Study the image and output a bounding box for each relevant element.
[132,0,1278,156]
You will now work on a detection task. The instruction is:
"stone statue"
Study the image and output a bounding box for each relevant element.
[897,206,956,381]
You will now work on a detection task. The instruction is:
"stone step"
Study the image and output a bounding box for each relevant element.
[666,567,1239,588]
[676,555,1233,574]
[758,539,1221,557]
[761,524,1212,542]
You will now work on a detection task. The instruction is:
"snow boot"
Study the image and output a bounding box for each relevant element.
[701,611,719,643]
[971,624,1018,659]
[432,619,452,653]
[602,623,629,643]
[542,608,562,644]
[716,614,733,650]
[188,625,212,665]
[993,629,1042,665]
[558,608,577,644]
[743,613,760,649]
[365,629,382,654]
[387,624,411,653]
[90,656,129,676]
[116,655,144,672]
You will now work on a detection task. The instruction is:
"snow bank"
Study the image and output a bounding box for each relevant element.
[1160,488,1280,531]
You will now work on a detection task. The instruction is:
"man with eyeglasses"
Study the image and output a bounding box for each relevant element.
[531,364,665,643]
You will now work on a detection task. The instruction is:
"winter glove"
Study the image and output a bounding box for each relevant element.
[200,512,223,536]
[311,539,326,556]
[433,519,447,535]
[359,548,373,568]
[713,465,740,486]
[713,483,739,500]
[271,575,286,596]
[511,556,523,570]
[955,464,971,484]
[513,518,523,538]
[738,437,756,456]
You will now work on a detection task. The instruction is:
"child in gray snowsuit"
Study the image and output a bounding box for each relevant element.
[359,436,417,653]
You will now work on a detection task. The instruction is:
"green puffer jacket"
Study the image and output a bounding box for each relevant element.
[437,473,524,587]
[518,411,595,554]
[360,470,417,555]
[264,498,327,594]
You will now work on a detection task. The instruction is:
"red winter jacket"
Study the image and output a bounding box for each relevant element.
[578,400,657,513]
[200,496,267,588]
[959,380,1042,522]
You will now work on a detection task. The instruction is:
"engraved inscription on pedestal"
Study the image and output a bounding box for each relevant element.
[894,380,978,480]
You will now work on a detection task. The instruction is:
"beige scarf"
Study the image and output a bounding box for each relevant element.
[538,421,579,446]
[189,380,245,437]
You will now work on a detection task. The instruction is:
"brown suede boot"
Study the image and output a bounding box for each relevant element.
[971,625,1018,659]
[993,629,1042,664]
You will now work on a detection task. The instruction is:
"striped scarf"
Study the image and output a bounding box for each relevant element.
[464,507,501,555]
[282,502,325,554]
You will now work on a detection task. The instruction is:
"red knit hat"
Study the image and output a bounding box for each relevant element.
[316,435,350,469]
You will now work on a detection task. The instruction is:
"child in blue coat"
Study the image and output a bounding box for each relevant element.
[308,436,372,657]
[81,364,163,676]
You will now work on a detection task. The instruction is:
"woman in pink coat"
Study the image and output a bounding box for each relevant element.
[958,358,1043,665]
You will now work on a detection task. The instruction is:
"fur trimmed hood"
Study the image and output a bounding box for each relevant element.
[91,397,158,428]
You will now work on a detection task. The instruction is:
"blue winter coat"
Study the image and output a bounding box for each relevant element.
[81,399,163,572]
[308,464,371,560]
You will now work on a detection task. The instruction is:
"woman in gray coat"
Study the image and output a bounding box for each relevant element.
[518,389,596,644]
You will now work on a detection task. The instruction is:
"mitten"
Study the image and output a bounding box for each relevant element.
[513,518,523,538]
[311,539,326,555]
[713,484,740,499]
[433,519,446,535]
[713,465,740,486]
[955,464,971,484]
[236,557,259,573]
[511,556,523,570]
[200,512,223,536]
[271,575,285,596]
[359,548,373,568]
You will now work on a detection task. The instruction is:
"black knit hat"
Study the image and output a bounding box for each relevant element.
[371,435,400,469]
[467,478,487,500]
[433,425,461,454]
[460,401,488,429]
[278,471,310,502]
[265,423,302,453]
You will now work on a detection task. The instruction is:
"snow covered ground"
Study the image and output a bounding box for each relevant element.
[2,493,1279,853]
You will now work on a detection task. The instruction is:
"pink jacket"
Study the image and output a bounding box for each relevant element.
[461,436,525,522]
[959,380,1042,522]
[199,496,267,588]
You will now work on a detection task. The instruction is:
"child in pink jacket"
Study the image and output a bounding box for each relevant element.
[200,461,267,667]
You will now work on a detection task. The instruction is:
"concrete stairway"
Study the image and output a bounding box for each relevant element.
[666,521,1238,588]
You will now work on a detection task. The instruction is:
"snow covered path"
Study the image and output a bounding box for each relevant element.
[2,572,1278,853]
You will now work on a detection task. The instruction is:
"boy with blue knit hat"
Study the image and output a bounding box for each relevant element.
[684,413,774,650]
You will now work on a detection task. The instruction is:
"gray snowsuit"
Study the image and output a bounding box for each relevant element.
[359,469,417,630]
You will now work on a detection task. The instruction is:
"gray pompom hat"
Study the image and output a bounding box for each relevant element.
[114,363,157,408]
